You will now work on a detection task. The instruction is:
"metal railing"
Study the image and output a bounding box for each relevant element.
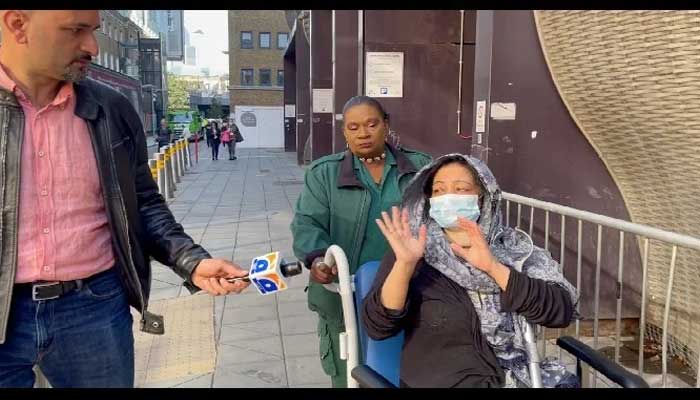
[502,192,700,388]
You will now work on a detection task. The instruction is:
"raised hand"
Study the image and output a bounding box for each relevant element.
[449,217,498,273]
[376,206,427,267]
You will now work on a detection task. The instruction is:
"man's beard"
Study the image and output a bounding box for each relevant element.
[61,64,89,82]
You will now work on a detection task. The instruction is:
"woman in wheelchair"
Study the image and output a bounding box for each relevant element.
[361,154,580,388]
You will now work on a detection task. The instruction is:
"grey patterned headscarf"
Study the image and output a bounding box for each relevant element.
[402,153,580,388]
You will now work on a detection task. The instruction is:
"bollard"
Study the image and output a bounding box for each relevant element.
[171,144,181,184]
[178,139,186,174]
[183,139,192,169]
[162,145,176,196]
[149,159,157,181]
[173,141,181,178]
[194,134,199,163]
[157,152,168,199]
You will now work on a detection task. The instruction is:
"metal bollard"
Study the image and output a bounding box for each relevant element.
[186,140,193,168]
[157,152,169,199]
[183,139,192,169]
[162,145,176,196]
[149,159,157,181]
[194,135,199,163]
[173,142,183,182]
[178,139,186,174]
[170,144,181,184]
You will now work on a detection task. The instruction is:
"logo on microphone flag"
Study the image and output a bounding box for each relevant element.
[250,252,288,295]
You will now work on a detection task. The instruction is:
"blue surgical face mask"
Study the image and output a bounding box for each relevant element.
[429,194,481,229]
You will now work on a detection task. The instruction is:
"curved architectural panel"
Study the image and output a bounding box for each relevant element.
[534,10,700,371]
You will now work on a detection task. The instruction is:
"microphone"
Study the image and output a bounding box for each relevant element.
[226,252,303,295]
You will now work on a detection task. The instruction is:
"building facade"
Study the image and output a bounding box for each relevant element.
[228,10,289,108]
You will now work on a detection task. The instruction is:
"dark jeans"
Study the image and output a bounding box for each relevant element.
[223,141,236,159]
[211,140,220,160]
[0,267,134,388]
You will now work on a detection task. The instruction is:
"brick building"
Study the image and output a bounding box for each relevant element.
[227,10,290,148]
[228,10,289,107]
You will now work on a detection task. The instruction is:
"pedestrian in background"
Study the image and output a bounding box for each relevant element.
[0,10,251,388]
[230,120,243,160]
[157,118,172,149]
[210,120,221,160]
[220,123,235,160]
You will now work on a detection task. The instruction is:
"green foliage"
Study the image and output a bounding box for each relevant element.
[166,73,206,114]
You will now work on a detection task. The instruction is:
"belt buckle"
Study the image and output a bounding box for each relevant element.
[32,282,60,301]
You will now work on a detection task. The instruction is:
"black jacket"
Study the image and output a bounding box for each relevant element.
[157,127,172,144]
[0,79,211,343]
[362,250,573,388]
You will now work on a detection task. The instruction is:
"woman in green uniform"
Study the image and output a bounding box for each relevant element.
[290,96,431,387]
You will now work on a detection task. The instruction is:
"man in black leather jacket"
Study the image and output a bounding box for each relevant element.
[0,10,250,387]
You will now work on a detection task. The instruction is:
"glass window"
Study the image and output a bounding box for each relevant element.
[259,69,271,86]
[276,70,284,87]
[259,32,271,49]
[240,69,254,86]
[277,33,289,49]
[240,31,253,49]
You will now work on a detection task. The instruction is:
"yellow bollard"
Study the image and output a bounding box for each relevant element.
[149,159,157,180]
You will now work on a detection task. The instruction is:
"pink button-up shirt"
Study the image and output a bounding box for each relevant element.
[0,64,115,283]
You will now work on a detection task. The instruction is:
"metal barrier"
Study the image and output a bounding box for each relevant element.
[502,192,700,388]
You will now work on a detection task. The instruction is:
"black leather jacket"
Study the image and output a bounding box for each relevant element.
[0,79,211,344]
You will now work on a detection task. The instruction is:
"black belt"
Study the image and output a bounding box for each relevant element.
[18,268,112,301]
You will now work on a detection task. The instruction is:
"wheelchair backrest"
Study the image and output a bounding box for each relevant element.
[354,261,404,387]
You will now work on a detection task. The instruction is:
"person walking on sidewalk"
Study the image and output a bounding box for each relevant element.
[229,120,243,160]
[220,123,233,160]
[202,121,213,147]
[156,118,172,149]
[290,96,431,387]
[210,120,221,160]
[222,121,241,160]
[0,10,251,388]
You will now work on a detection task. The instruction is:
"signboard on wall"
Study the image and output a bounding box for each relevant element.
[312,89,333,113]
[165,10,184,61]
[285,104,296,117]
[240,111,257,127]
[365,52,404,98]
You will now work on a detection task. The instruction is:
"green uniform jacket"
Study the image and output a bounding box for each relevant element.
[290,143,431,326]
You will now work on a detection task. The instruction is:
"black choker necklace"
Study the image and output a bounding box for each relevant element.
[358,152,386,164]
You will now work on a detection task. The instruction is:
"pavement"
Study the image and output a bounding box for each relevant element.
[134,145,331,388]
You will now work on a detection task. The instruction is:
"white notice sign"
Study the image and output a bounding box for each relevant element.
[365,52,404,98]
[475,100,486,133]
[312,89,334,113]
[285,104,296,117]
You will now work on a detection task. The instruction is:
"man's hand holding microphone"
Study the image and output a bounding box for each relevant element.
[192,252,304,296]
[191,259,251,296]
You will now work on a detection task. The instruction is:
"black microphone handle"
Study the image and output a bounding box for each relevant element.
[280,260,303,278]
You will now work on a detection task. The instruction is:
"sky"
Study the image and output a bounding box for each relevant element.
[169,10,229,76]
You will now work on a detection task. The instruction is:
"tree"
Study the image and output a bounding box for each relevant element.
[208,97,225,119]
[166,73,205,114]
[166,73,190,112]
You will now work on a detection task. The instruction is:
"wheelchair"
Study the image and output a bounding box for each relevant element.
[320,245,649,389]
